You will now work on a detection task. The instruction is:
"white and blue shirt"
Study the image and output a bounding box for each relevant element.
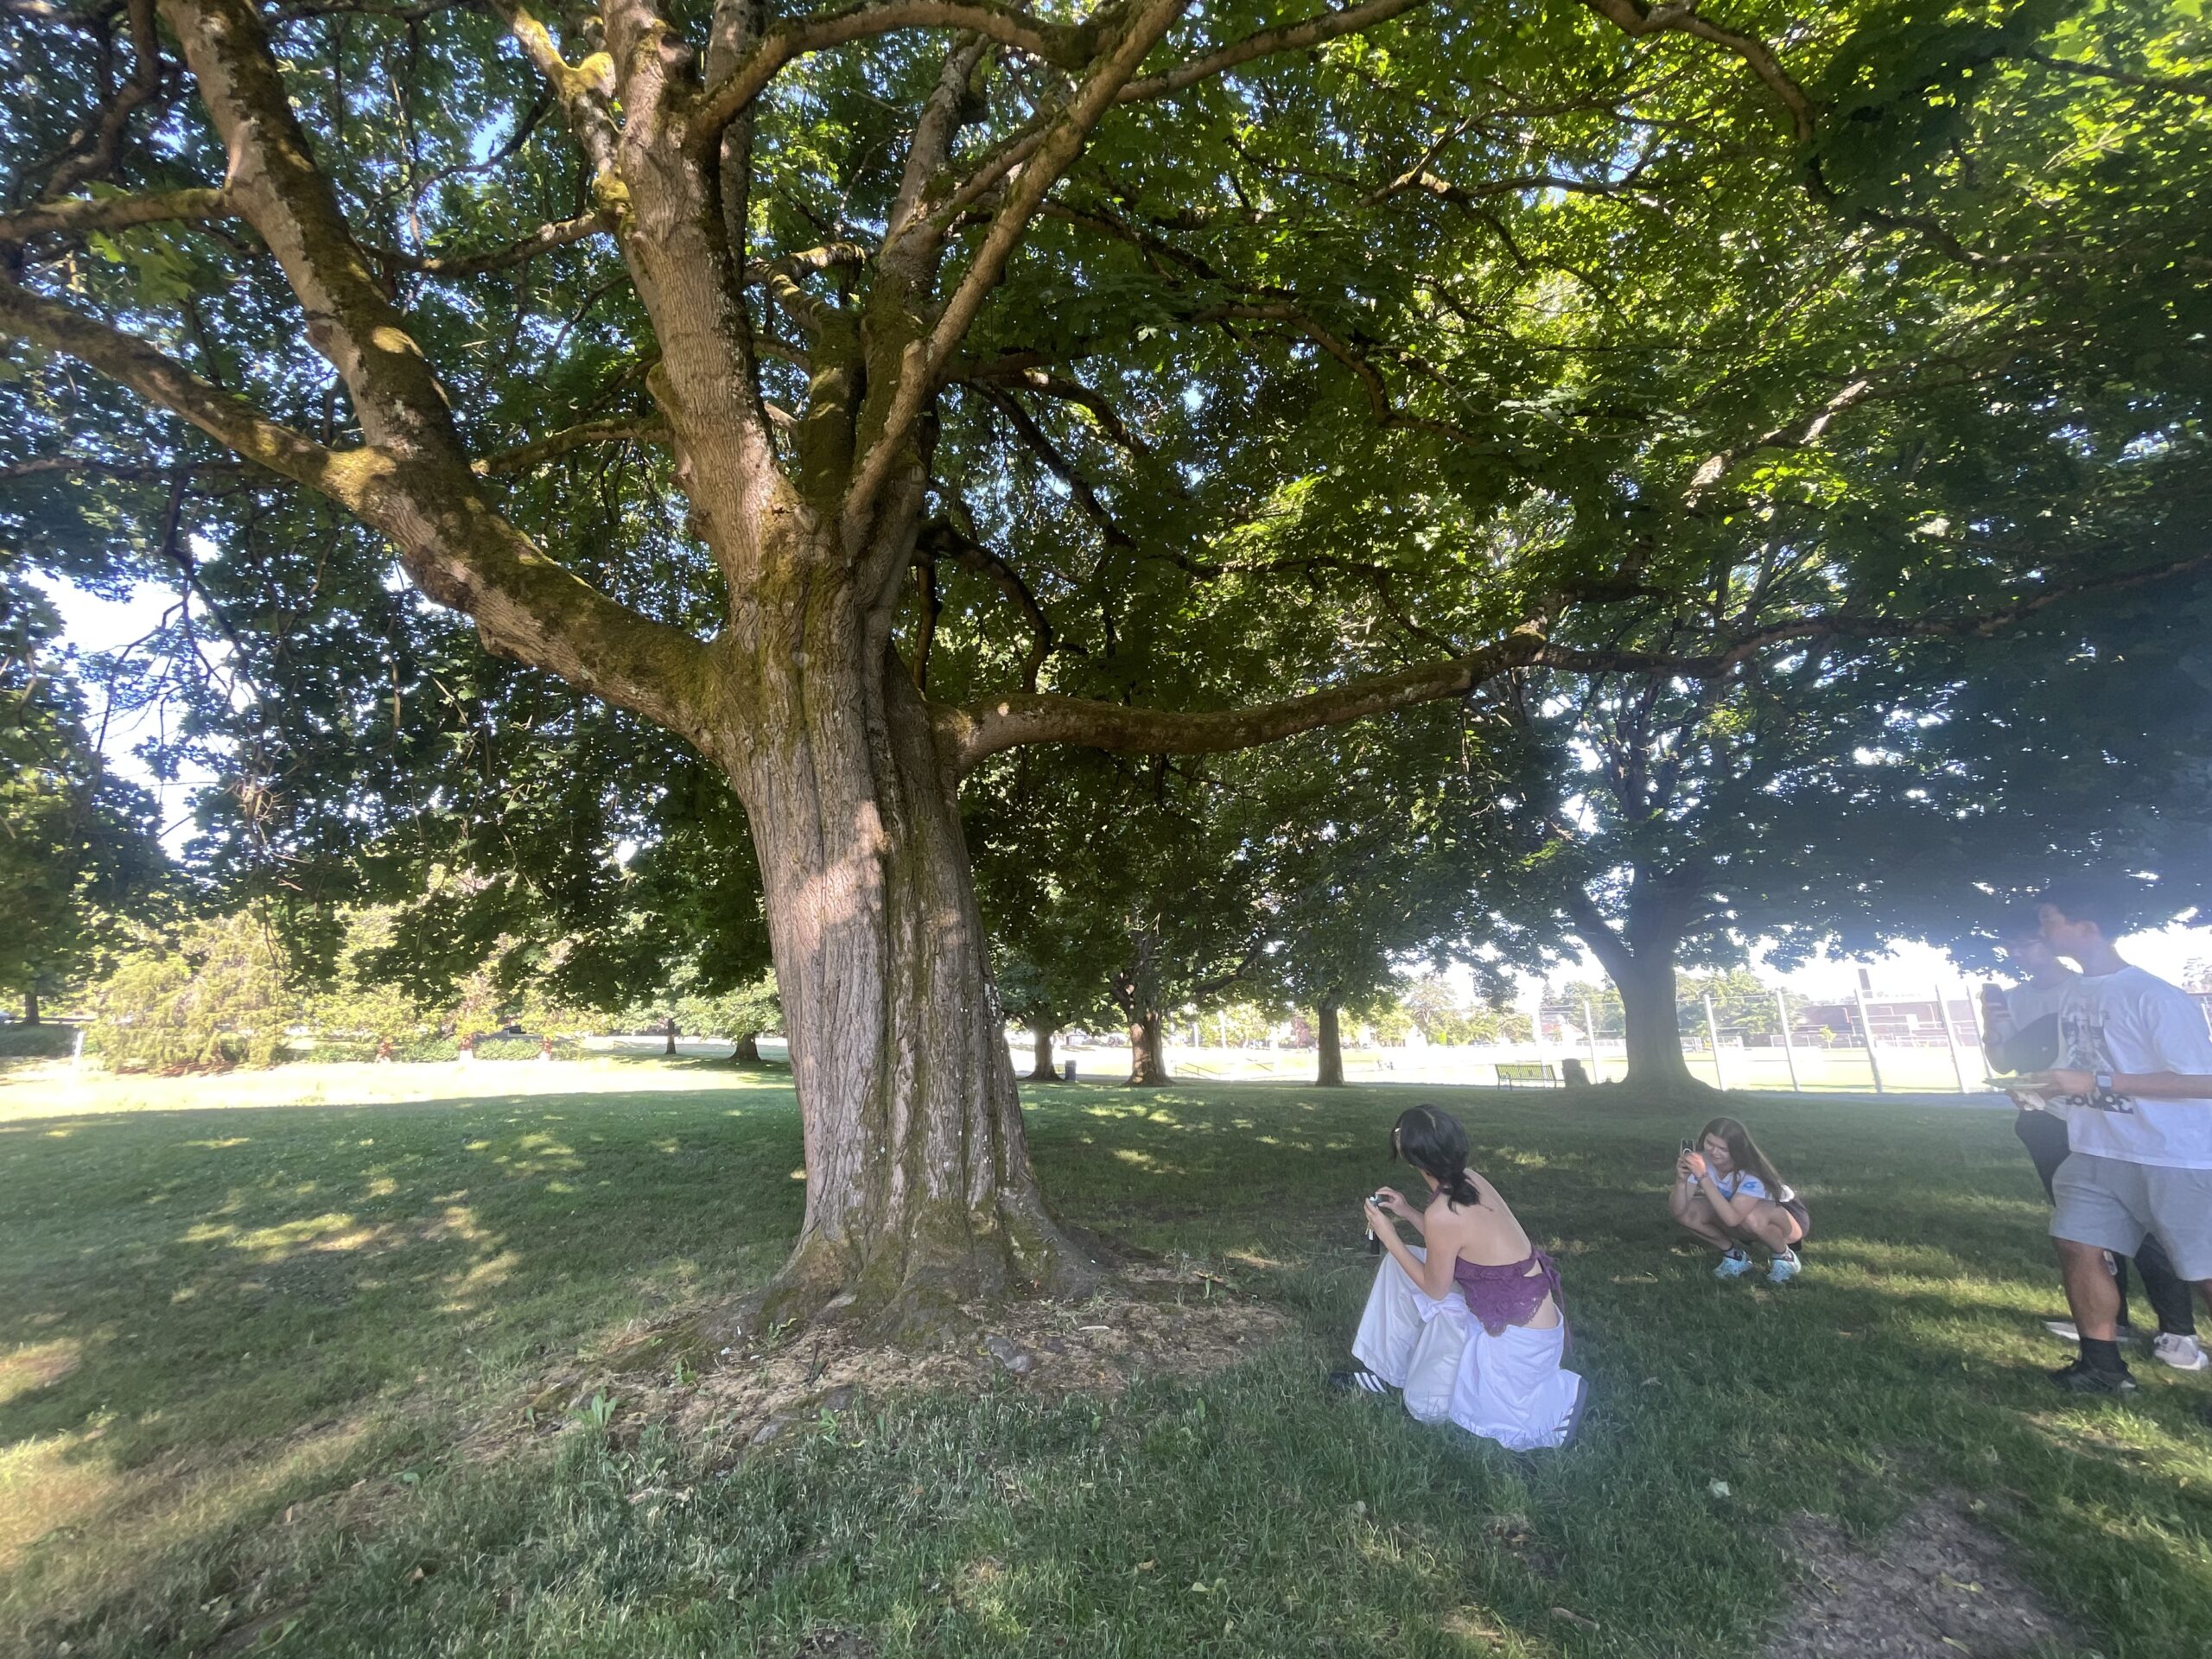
[1710,1169,1795,1205]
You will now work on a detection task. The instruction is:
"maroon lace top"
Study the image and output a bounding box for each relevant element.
[1452,1247,1564,1337]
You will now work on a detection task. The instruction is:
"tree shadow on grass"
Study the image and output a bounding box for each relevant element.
[0,1090,805,1499]
[6,1080,2211,1657]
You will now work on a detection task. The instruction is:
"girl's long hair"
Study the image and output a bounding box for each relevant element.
[1390,1105,1482,1208]
[1700,1116,1787,1196]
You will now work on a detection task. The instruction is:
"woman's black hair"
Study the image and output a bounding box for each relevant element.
[1390,1105,1482,1208]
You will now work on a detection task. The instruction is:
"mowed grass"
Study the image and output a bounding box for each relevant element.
[3,1066,2211,1658]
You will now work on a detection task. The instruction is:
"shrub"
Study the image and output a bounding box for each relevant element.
[0,1022,80,1059]
[91,916,296,1072]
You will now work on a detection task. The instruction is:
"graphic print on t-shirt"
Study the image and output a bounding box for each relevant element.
[2056,1006,2136,1115]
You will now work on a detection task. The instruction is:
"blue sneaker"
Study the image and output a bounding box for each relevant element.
[1766,1249,1801,1286]
[1713,1249,1754,1281]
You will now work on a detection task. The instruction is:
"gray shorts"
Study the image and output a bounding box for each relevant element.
[2050,1153,2212,1281]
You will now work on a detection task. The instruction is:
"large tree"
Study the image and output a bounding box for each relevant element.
[7,0,2202,1325]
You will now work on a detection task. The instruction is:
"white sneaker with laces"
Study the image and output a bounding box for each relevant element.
[2152,1332,2210,1372]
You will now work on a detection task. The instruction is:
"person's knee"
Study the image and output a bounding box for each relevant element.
[2054,1236,2107,1268]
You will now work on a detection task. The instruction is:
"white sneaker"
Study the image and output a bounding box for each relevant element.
[2152,1333,2210,1372]
[2044,1319,2138,1344]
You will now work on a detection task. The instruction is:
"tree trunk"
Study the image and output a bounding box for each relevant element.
[1611,951,1701,1093]
[728,585,1096,1334]
[1127,1008,1170,1084]
[22,989,39,1027]
[1315,999,1345,1086]
[1572,900,1706,1096]
[733,1031,763,1065]
[664,1018,678,1057]
[1028,1023,1058,1081]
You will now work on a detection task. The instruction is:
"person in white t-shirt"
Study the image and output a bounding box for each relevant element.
[2020,884,2212,1394]
[1985,918,2201,1367]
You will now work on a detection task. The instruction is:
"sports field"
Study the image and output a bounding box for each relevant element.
[3,1062,2207,1657]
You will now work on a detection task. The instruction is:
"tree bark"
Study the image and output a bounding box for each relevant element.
[733,1031,763,1065]
[728,577,1096,1333]
[1127,1008,1170,1084]
[664,1017,678,1057]
[1028,1022,1058,1081]
[22,989,39,1027]
[1315,998,1345,1086]
[1568,887,1708,1098]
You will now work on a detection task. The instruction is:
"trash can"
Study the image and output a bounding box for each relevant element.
[1063,1059,1077,1082]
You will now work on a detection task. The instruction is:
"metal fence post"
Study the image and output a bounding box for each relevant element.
[1853,982,1886,1094]
[1704,993,1726,1090]
[1776,988,1802,1093]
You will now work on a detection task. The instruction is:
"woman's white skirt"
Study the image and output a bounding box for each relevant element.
[1351,1248,1584,1452]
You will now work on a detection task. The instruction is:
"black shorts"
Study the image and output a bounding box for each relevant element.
[1779,1196,1811,1243]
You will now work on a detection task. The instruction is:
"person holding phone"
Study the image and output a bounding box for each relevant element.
[1331,1104,1585,1451]
[1669,1116,1808,1284]
[2013,883,2212,1393]
[1984,915,2202,1370]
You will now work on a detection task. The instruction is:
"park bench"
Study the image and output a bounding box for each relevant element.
[1495,1061,1562,1089]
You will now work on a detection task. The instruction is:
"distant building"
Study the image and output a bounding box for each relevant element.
[1789,968,1976,1049]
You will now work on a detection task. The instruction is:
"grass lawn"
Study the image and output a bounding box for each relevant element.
[3,1064,2210,1657]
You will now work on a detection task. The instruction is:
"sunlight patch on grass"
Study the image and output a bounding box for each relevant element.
[0,1415,372,1639]
[0,1339,81,1408]
[1110,1148,1186,1175]
[228,1213,383,1258]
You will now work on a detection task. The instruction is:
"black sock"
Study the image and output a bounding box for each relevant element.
[2081,1337,2127,1374]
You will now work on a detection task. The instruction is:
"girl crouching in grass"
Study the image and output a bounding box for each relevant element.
[1670,1116,1808,1285]
[1332,1105,1586,1451]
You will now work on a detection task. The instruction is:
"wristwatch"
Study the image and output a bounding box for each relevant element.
[2094,1071,2116,1095]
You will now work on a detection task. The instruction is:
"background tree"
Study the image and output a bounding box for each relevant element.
[9,0,2206,1324]
[91,910,294,1071]
[0,575,166,1022]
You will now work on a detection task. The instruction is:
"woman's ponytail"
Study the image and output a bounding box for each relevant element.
[1390,1105,1484,1209]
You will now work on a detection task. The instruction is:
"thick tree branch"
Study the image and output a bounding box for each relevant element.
[381,209,612,276]
[685,1,1090,157]
[1579,0,1813,142]
[964,362,1148,452]
[938,543,2212,773]
[489,1,623,196]
[1682,374,1873,504]
[938,626,1556,771]
[474,418,672,474]
[0,276,343,483]
[37,0,169,200]
[0,276,708,731]
[161,0,466,461]
[0,187,233,245]
[920,515,1058,693]
[842,0,1192,531]
[1116,0,1431,102]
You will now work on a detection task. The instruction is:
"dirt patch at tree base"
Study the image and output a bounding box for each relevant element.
[496,1263,1290,1462]
[1766,1497,2089,1658]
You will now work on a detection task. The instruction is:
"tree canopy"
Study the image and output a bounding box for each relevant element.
[5,0,2208,1319]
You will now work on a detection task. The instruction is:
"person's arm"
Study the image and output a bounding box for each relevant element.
[1695,1173,1764,1226]
[1366,1196,1462,1299]
[2030,1069,2212,1100]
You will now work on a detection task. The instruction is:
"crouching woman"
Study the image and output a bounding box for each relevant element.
[1332,1105,1586,1451]
[1670,1116,1808,1285]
